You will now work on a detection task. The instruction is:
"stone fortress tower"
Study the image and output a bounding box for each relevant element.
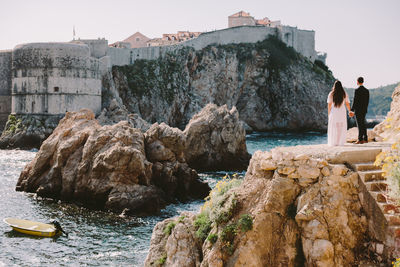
[11,43,102,116]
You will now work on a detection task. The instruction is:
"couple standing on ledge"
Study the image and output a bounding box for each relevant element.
[327,77,370,146]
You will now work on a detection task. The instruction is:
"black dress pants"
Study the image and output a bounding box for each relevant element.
[355,112,367,141]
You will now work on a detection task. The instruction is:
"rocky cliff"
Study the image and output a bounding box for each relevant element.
[112,36,335,131]
[374,83,400,141]
[145,146,388,266]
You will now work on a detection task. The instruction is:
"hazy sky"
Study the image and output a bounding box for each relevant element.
[1,0,399,88]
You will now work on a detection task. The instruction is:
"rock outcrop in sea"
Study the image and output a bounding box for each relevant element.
[145,145,391,266]
[16,109,210,215]
[112,36,335,132]
[184,103,250,171]
[0,114,63,149]
[374,83,400,141]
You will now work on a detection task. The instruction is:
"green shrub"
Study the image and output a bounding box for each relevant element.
[163,221,176,236]
[213,193,238,225]
[194,212,212,241]
[238,214,253,232]
[220,223,238,255]
[155,254,167,266]
[177,215,185,223]
[207,233,218,244]
[220,223,237,243]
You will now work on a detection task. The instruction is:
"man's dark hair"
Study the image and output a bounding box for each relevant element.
[357,77,364,84]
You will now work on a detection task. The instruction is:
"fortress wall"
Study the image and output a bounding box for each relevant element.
[71,39,108,58]
[296,29,316,61]
[108,47,131,66]
[176,26,277,50]
[109,26,316,66]
[0,50,12,131]
[11,43,102,116]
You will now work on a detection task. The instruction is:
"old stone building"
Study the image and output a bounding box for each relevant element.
[228,11,281,28]
[110,32,151,49]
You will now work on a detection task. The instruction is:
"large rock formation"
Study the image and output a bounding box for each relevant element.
[0,114,63,149]
[16,109,209,215]
[145,122,210,201]
[184,103,250,171]
[112,36,335,131]
[374,83,400,142]
[145,146,388,266]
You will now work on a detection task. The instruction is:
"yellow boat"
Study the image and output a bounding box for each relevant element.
[3,218,59,237]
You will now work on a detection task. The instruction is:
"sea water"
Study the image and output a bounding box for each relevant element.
[0,132,327,266]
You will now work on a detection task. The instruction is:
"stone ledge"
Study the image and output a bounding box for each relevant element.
[270,143,391,164]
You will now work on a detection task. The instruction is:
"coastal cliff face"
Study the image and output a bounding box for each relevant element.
[112,36,334,132]
[374,83,400,141]
[145,148,384,266]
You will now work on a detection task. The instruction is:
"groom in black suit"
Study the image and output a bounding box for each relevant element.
[351,77,369,144]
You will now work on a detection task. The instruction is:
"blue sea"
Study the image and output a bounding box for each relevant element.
[0,132,327,266]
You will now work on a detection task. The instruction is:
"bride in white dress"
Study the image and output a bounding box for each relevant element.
[327,80,353,146]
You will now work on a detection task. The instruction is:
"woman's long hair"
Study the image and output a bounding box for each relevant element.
[332,80,345,107]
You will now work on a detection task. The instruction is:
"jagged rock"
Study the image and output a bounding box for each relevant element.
[144,212,202,267]
[183,104,251,171]
[97,99,151,132]
[146,148,380,266]
[374,83,400,142]
[16,109,209,215]
[145,122,210,201]
[0,114,63,149]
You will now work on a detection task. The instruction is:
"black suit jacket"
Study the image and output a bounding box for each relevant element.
[351,86,369,115]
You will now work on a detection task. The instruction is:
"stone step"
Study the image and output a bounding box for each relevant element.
[358,170,385,182]
[385,215,400,226]
[370,192,387,203]
[365,181,388,192]
[354,162,381,171]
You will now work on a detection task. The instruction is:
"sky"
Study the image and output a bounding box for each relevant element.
[0,0,399,88]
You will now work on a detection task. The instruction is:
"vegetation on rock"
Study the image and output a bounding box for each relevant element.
[163,221,177,236]
[375,127,400,202]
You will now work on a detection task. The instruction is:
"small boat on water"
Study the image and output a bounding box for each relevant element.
[3,218,66,237]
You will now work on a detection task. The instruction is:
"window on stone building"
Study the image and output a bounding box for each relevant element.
[31,101,35,112]
[54,87,59,92]
[136,38,140,42]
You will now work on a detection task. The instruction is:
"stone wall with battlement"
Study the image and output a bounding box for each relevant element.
[0,50,12,131]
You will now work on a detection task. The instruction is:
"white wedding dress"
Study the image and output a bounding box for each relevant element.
[327,92,349,146]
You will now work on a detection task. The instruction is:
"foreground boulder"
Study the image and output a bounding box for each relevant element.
[16,109,209,215]
[184,104,251,171]
[374,83,400,142]
[145,146,387,266]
